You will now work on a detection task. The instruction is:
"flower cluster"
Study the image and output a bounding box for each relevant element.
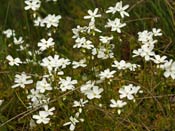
[36,78,52,93]
[40,55,71,74]
[12,72,33,88]
[133,28,162,61]
[133,29,175,79]
[6,55,22,66]
[58,77,77,92]
[3,29,29,52]
[112,60,140,71]
[3,29,15,38]
[33,105,55,124]
[34,14,61,28]
[2,0,174,130]
[110,84,142,114]
[80,81,104,100]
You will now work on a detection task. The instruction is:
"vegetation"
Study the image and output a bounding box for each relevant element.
[0,0,175,130]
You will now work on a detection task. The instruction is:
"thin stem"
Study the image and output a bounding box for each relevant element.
[15,91,28,109]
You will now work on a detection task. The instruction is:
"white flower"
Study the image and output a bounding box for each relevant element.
[106,4,118,14]
[110,99,127,108]
[3,29,15,38]
[73,37,85,48]
[59,77,77,92]
[127,63,140,71]
[73,37,94,50]
[40,56,55,72]
[27,89,43,102]
[40,55,70,72]
[140,45,155,61]
[63,116,79,131]
[131,85,141,95]
[112,60,127,70]
[161,60,175,79]
[43,105,55,116]
[6,55,22,66]
[132,48,143,57]
[13,36,24,45]
[43,14,61,28]
[72,59,87,69]
[80,81,96,94]
[119,84,141,100]
[12,72,33,88]
[112,60,140,71]
[82,41,94,49]
[137,30,157,46]
[40,55,58,71]
[119,87,134,100]
[92,45,114,59]
[72,25,87,39]
[73,99,88,107]
[99,36,113,44]
[27,89,49,108]
[57,71,64,75]
[86,19,102,33]
[133,45,155,61]
[151,55,167,64]
[24,0,41,11]
[138,30,153,42]
[105,18,126,33]
[84,8,101,21]
[59,58,71,69]
[34,17,45,27]
[152,28,162,36]
[36,78,52,93]
[33,111,50,124]
[106,1,129,18]
[117,1,129,18]
[99,68,116,80]
[38,37,55,51]
[86,86,103,100]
